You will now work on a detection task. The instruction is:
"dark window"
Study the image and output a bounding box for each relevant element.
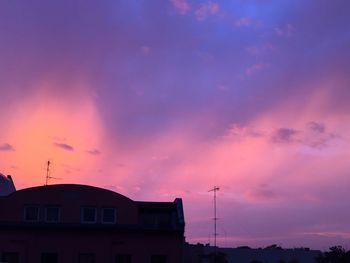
[2,252,19,263]
[41,253,58,263]
[115,254,131,263]
[81,207,96,223]
[156,213,171,228]
[45,207,60,222]
[141,212,171,228]
[151,255,167,263]
[79,253,95,263]
[24,206,40,221]
[102,208,116,224]
[140,213,155,227]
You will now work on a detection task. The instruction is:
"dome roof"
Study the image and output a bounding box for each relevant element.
[0,173,16,196]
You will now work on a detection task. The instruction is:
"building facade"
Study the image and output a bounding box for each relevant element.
[0,184,185,263]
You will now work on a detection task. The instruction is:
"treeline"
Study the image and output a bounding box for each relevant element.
[205,245,350,263]
[315,246,350,263]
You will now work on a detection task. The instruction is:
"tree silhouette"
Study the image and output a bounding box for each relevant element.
[315,246,350,263]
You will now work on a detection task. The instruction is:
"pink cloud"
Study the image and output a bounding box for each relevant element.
[170,0,191,15]
[275,23,295,37]
[234,17,254,27]
[0,143,15,151]
[234,17,262,28]
[195,1,220,21]
[140,46,151,55]
[245,43,275,56]
[245,63,269,76]
[53,142,74,151]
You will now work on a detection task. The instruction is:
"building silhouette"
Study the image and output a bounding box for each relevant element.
[0,173,16,196]
[0,183,185,263]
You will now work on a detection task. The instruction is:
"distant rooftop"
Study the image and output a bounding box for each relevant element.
[0,173,16,196]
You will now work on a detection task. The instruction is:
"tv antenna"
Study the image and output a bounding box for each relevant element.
[45,160,61,186]
[209,186,220,250]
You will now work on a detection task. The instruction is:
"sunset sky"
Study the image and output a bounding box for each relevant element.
[1,0,350,250]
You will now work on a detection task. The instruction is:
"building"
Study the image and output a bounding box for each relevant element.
[0,173,16,196]
[0,183,185,263]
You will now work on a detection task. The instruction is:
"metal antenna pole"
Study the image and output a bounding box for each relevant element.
[45,160,61,186]
[45,160,51,186]
[209,186,220,257]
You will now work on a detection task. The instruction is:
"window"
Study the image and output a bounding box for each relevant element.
[45,207,60,223]
[1,252,19,263]
[156,213,171,228]
[151,255,167,263]
[41,253,58,263]
[24,206,40,222]
[79,253,95,263]
[140,212,171,228]
[115,254,131,263]
[102,208,116,224]
[81,207,97,223]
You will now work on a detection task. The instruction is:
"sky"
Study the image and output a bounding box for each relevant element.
[0,0,350,250]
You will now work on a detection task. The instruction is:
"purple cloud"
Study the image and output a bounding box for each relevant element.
[245,63,269,76]
[308,122,326,133]
[170,0,191,15]
[247,187,279,202]
[0,143,14,151]
[195,1,220,21]
[53,143,74,151]
[272,128,300,143]
[87,149,101,155]
[234,17,262,28]
[275,24,295,37]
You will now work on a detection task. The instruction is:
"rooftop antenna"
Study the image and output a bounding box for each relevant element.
[45,160,61,186]
[209,185,220,258]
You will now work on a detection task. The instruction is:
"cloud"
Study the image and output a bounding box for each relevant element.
[245,63,269,76]
[0,143,14,151]
[245,44,275,56]
[234,17,262,28]
[140,46,151,55]
[308,121,325,133]
[304,122,337,149]
[195,1,220,21]
[53,142,74,151]
[275,24,295,37]
[226,124,264,138]
[307,135,337,149]
[87,149,101,155]
[271,128,300,143]
[246,186,279,202]
[170,0,191,15]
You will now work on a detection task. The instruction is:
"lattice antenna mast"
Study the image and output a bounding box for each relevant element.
[45,160,61,186]
[209,186,220,249]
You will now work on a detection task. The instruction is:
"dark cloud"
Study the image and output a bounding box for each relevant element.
[307,133,338,149]
[53,143,74,151]
[304,122,339,149]
[308,122,325,133]
[87,149,101,155]
[271,128,299,143]
[308,138,330,149]
[248,187,278,201]
[0,143,14,151]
